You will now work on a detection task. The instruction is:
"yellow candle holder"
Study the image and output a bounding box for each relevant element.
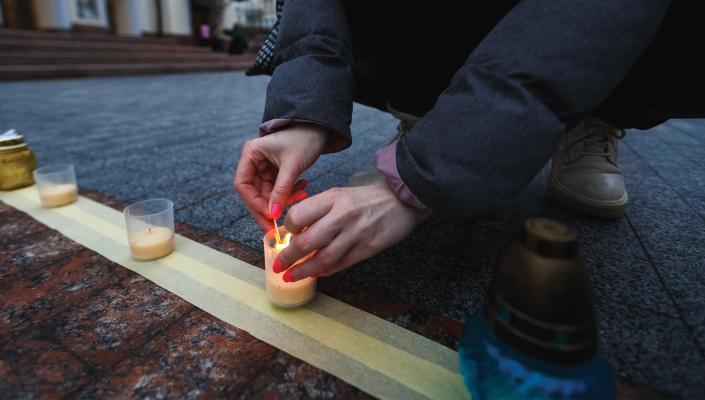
[0,131,36,191]
[33,164,78,208]
[263,226,317,308]
[123,199,175,261]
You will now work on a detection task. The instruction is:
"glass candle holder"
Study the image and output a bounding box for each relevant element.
[123,199,175,261]
[33,164,78,207]
[263,226,317,308]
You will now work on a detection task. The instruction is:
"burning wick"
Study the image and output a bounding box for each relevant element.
[275,232,292,252]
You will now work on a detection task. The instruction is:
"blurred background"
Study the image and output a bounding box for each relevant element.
[0,0,276,80]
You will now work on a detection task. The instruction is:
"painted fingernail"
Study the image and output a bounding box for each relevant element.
[283,270,294,283]
[294,191,308,202]
[273,259,283,273]
[270,203,282,220]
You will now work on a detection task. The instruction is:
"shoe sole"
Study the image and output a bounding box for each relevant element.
[549,176,627,220]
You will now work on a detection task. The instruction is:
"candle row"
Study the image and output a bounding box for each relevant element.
[32,163,315,308]
[34,163,175,261]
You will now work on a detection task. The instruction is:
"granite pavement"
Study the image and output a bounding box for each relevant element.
[2,72,705,397]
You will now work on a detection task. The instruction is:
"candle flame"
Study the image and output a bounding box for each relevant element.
[275,233,292,251]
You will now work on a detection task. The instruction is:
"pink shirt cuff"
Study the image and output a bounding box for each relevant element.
[374,140,429,211]
[259,119,348,153]
[259,118,299,134]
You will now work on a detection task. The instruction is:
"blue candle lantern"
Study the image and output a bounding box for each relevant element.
[460,218,615,399]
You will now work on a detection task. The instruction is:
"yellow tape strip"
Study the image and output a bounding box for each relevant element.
[1,187,470,400]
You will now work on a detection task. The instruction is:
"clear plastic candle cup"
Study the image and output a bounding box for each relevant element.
[263,226,317,308]
[123,199,175,261]
[33,164,78,208]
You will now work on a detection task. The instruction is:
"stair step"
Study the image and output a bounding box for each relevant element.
[0,28,259,80]
[0,38,212,54]
[0,28,187,45]
[0,51,253,65]
[0,62,254,80]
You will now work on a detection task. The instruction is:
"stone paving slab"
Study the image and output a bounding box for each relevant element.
[2,72,705,396]
[594,303,704,398]
[0,191,458,399]
[0,248,127,341]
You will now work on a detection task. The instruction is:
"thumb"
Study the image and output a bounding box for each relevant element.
[269,162,299,220]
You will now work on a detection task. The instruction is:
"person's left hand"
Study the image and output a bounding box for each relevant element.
[272,179,431,281]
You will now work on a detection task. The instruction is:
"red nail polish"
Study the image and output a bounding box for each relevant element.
[294,192,308,202]
[271,203,282,220]
[273,259,282,273]
[283,270,294,282]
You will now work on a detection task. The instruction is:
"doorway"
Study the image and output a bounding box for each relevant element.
[0,0,36,30]
[190,1,211,45]
[106,0,118,33]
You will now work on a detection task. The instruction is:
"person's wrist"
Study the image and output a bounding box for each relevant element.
[293,123,330,152]
[373,179,431,224]
[270,124,329,174]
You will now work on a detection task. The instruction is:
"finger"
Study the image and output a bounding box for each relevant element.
[257,166,276,210]
[317,241,369,277]
[261,179,273,200]
[286,191,308,205]
[284,228,357,281]
[275,213,342,271]
[235,178,269,224]
[284,190,336,234]
[269,162,300,219]
[285,180,309,205]
[293,179,309,193]
[250,207,273,231]
[234,150,269,215]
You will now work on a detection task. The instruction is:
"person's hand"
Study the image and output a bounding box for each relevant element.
[233,125,328,230]
[272,179,431,281]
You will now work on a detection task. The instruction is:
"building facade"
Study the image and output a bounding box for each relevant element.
[0,0,275,39]
[1,0,192,37]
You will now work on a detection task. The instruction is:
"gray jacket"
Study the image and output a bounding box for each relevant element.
[262,0,671,219]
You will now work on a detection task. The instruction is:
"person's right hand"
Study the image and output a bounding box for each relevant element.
[233,124,329,231]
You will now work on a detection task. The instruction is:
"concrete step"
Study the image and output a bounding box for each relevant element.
[0,61,254,80]
[0,50,252,65]
[0,28,258,80]
[0,38,212,54]
[0,27,188,45]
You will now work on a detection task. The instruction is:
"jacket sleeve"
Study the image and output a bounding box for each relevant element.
[262,0,354,153]
[396,0,670,218]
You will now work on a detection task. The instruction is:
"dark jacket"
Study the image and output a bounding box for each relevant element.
[262,0,675,219]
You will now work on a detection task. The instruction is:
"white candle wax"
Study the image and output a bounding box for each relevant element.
[39,183,78,208]
[129,226,174,261]
[264,231,317,308]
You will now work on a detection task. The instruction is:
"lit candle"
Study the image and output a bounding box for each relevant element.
[264,229,317,308]
[129,226,174,261]
[39,183,78,208]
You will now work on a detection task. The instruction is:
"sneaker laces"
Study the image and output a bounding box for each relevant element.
[564,119,625,163]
